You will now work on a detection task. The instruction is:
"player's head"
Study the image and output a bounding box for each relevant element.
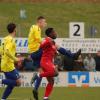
[7,23,16,37]
[45,28,57,39]
[37,16,47,28]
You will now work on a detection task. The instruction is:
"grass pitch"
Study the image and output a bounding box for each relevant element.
[0,2,100,38]
[0,87,100,100]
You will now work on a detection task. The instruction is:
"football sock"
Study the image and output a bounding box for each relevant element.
[44,83,54,98]
[34,77,42,90]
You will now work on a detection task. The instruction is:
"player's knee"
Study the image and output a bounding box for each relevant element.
[51,79,54,85]
[16,79,21,86]
[49,79,54,85]
[47,77,54,85]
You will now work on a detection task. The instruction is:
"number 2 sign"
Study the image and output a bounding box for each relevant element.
[69,22,84,39]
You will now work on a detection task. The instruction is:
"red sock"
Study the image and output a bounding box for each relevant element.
[44,83,54,98]
[40,71,54,77]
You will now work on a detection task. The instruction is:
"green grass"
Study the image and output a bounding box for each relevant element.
[0,87,100,100]
[0,2,100,38]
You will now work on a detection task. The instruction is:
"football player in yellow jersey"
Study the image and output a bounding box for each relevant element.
[28,16,81,100]
[28,16,47,100]
[0,23,23,100]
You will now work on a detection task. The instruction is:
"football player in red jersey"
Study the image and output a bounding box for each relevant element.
[38,28,58,100]
[32,28,81,100]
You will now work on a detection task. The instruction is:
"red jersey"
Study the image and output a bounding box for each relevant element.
[40,37,57,61]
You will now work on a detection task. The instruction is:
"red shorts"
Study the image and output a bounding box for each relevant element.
[40,58,55,73]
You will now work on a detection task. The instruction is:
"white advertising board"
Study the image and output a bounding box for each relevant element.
[1,72,100,87]
[89,72,100,87]
[0,38,100,53]
[0,72,67,87]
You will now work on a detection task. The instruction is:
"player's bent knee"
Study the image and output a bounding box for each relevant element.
[50,79,54,85]
[16,79,21,86]
[47,78,54,85]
